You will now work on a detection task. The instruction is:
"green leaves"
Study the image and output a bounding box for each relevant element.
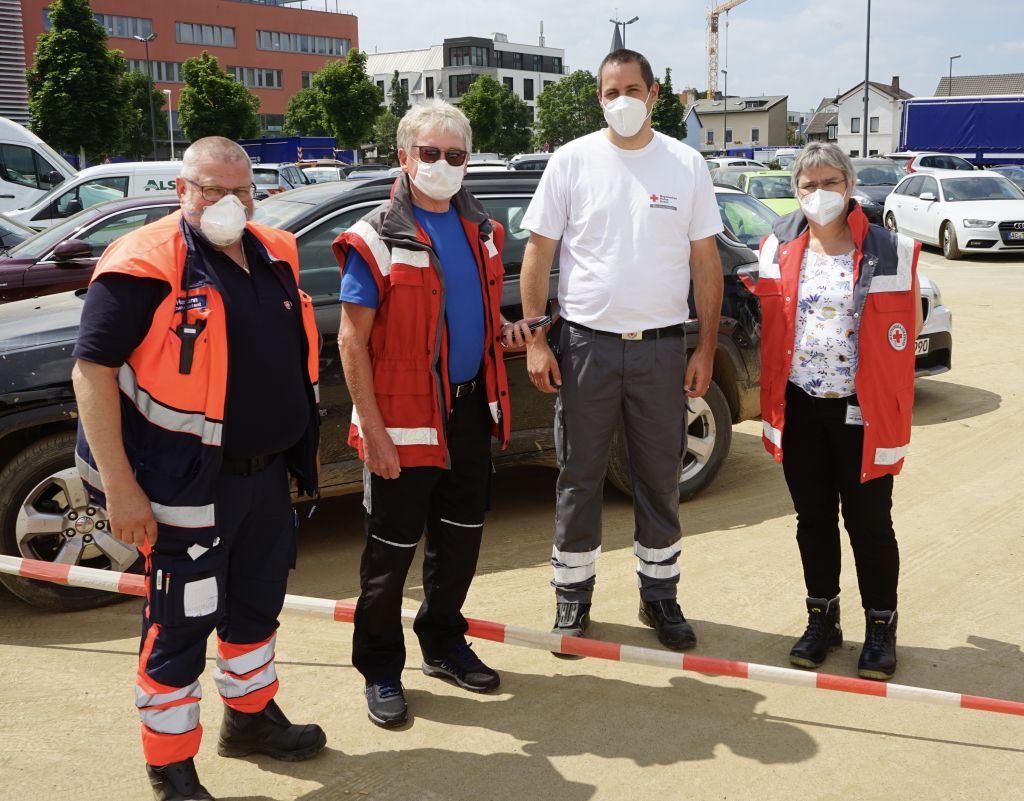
[533,70,603,149]
[652,68,687,141]
[178,52,260,141]
[286,50,380,148]
[121,71,168,160]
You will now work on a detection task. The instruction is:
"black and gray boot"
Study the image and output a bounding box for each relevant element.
[858,609,898,680]
[789,596,843,669]
[146,758,214,801]
[217,699,326,761]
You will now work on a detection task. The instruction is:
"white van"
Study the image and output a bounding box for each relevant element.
[0,117,77,213]
[6,161,181,229]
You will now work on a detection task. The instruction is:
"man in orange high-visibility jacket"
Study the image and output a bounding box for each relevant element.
[72,137,325,801]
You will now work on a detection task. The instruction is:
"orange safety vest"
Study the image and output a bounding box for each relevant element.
[332,177,511,469]
[752,202,920,482]
[75,212,320,545]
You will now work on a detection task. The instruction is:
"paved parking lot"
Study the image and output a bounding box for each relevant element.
[0,246,1021,800]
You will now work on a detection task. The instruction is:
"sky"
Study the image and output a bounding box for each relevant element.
[342,0,1024,112]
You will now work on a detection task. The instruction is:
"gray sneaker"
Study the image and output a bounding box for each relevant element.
[364,680,408,727]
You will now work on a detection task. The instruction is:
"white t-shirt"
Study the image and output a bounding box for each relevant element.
[520,130,723,332]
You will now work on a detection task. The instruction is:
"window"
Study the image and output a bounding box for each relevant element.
[256,30,349,56]
[523,79,534,101]
[869,116,879,133]
[426,77,434,99]
[851,117,861,133]
[512,52,523,70]
[850,150,859,157]
[897,176,924,197]
[54,176,129,218]
[0,144,62,190]
[229,67,283,89]
[448,46,490,67]
[400,78,409,95]
[706,130,715,145]
[750,127,760,142]
[826,123,838,140]
[477,197,535,275]
[532,55,542,72]
[919,176,939,197]
[725,128,732,143]
[128,60,184,83]
[176,23,236,47]
[258,114,285,134]
[551,57,562,74]
[544,80,554,89]
[503,77,514,92]
[302,72,315,89]
[376,80,385,99]
[78,208,173,256]
[494,51,504,68]
[296,205,379,303]
[869,149,879,156]
[44,10,152,38]
[448,74,476,98]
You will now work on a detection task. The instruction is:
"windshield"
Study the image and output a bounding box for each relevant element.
[6,206,100,258]
[747,176,794,200]
[940,176,1024,202]
[717,193,779,250]
[253,169,282,186]
[855,163,905,186]
[252,196,318,229]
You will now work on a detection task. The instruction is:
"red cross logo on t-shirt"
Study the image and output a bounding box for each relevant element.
[650,194,659,203]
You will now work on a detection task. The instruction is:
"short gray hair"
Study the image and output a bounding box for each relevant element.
[397,100,472,156]
[181,136,252,181]
[790,142,856,192]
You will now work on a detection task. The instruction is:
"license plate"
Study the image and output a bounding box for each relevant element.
[1008,231,1024,241]
[915,338,929,356]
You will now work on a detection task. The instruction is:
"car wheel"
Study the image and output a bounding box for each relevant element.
[884,212,898,232]
[0,432,141,611]
[606,379,733,502]
[941,222,962,260]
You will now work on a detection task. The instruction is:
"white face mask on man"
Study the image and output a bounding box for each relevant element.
[602,91,652,138]
[199,193,248,247]
[799,188,847,226]
[411,158,465,201]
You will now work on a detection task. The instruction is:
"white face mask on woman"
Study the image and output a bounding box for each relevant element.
[199,193,248,247]
[602,92,652,138]
[799,188,847,226]
[411,159,464,201]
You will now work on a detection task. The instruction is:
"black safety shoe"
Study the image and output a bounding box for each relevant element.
[552,600,592,638]
[146,758,214,801]
[789,596,843,669]
[364,680,408,727]
[639,599,697,650]
[218,699,326,761]
[422,642,500,692]
[858,609,898,680]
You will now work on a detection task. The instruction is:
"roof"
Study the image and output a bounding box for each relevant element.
[692,95,787,115]
[683,104,703,126]
[366,46,444,79]
[815,96,837,113]
[932,73,1024,96]
[805,111,837,136]
[837,80,913,102]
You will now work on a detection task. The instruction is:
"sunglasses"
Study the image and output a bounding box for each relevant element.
[413,145,468,166]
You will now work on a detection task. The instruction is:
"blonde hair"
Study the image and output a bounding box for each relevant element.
[397,100,473,155]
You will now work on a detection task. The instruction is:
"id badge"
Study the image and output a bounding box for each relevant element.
[845,403,864,426]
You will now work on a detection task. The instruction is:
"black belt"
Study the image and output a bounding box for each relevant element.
[220,452,280,476]
[567,320,685,341]
[451,378,480,398]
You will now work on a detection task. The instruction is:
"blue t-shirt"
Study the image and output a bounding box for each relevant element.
[341,206,485,383]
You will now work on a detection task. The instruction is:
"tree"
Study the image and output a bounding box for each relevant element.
[389,70,409,120]
[122,71,168,160]
[316,50,381,149]
[494,86,533,158]
[652,68,687,141]
[533,70,603,150]
[372,109,400,164]
[178,52,260,141]
[458,75,503,152]
[284,87,330,136]
[27,0,131,164]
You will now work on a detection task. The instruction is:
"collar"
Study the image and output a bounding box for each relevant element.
[379,173,493,248]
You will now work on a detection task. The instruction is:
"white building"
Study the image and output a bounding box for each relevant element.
[681,104,702,152]
[835,77,912,157]
[366,33,567,124]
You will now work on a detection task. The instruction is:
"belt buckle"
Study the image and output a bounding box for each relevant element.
[622,331,643,341]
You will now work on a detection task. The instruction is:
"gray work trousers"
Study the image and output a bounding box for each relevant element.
[552,322,688,603]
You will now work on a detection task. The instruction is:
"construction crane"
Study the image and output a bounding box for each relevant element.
[707,0,749,98]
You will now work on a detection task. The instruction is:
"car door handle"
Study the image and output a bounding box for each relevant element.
[0,194,15,199]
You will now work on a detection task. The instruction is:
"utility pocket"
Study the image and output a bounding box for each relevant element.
[870,291,907,313]
[147,547,225,627]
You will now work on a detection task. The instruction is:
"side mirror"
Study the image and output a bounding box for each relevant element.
[63,199,83,216]
[46,171,66,186]
[919,192,937,202]
[52,239,93,263]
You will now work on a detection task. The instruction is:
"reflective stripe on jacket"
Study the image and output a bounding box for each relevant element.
[75,212,320,546]
[332,175,511,469]
[752,201,920,482]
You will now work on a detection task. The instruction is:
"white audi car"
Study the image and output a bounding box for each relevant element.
[883,169,1024,260]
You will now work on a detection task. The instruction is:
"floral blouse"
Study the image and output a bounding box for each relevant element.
[788,248,858,397]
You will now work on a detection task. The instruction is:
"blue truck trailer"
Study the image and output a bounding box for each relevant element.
[899,95,1024,166]
[237,135,355,164]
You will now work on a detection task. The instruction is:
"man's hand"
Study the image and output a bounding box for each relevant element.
[527,339,562,393]
[500,318,540,351]
[684,347,715,398]
[363,428,401,479]
[105,476,158,547]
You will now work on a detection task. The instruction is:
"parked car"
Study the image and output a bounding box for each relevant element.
[302,166,345,183]
[904,152,976,173]
[0,197,179,303]
[340,163,391,177]
[735,170,799,215]
[714,184,780,252]
[0,213,34,253]
[0,116,76,213]
[988,165,1024,192]
[706,157,767,171]
[883,170,1024,259]
[915,272,952,376]
[0,172,764,610]
[850,158,907,224]
[252,162,311,199]
[508,153,553,172]
[709,165,757,189]
[883,151,916,170]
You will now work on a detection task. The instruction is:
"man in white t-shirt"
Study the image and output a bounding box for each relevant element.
[519,49,724,651]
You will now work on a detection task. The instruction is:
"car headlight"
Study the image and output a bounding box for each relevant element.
[853,194,876,206]
[929,281,942,307]
[962,219,996,228]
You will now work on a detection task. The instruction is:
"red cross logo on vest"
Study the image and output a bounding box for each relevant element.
[888,322,908,351]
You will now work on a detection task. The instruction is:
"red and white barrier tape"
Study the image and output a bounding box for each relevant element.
[3,554,1022,718]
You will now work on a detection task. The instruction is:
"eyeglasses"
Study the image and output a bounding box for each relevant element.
[797,177,847,195]
[413,145,468,167]
[184,177,257,202]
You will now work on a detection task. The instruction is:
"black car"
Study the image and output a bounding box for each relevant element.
[0,172,763,611]
[850,158,907,224]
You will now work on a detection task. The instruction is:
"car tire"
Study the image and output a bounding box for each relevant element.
[0,432,141,612]
[885,212,898,232]
[941,222,963,260]
[606,379,733,503]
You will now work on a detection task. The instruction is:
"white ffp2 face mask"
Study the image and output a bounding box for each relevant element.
[200,193,248,247]
[602,92,652,138]
[799,189,847,226]
[411,158,464,201]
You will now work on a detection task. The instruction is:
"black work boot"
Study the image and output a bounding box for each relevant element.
[789,596,843,669]
[218,699,326,761]
[551,600,592,658]
[146,758,214,801]
[639,599,697,650]
[858,609,898,680]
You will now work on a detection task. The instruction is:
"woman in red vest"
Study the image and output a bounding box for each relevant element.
[751,142,922,680]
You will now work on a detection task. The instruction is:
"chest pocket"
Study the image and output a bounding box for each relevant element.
[389,265,425,287]
[869,291,908,313]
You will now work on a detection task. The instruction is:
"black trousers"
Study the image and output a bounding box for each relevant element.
[352,390,492,683]
[781,382,900,611]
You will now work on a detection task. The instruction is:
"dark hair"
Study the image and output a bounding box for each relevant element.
[598,49,655,92]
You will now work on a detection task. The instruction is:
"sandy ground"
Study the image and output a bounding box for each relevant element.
[1,247,1021,800]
